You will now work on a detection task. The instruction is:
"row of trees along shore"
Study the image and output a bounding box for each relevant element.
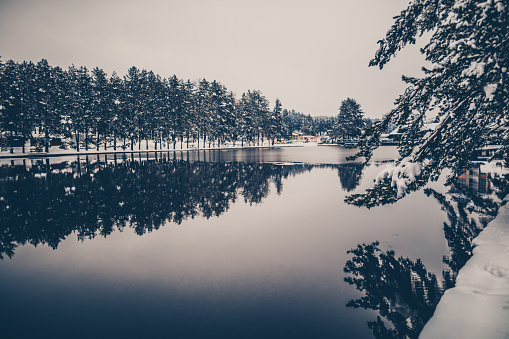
[0,58,357,154]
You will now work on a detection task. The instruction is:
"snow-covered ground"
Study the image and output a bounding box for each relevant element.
[421,195,509,339]
[0,139,313,158]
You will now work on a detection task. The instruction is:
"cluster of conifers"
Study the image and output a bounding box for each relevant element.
[0,58,304,152]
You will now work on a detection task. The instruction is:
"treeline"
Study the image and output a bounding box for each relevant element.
[0,58,337,153]
[284,111,336,137]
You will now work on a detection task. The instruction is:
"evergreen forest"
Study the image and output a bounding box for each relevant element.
[0,58,343,153]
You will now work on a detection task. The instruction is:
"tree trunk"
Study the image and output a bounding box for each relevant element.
[85,127,89,151]
[10,131,13,154]
[76,131,80,152]
[45,128,49,153]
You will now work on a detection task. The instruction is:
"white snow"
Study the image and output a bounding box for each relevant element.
[0,137,288,158]
[484,84,498,101]
[375,157,421,198]
[461,61,485,77]
[420,196,509,339]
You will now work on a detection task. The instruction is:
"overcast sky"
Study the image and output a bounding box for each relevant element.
[0,0,427,118]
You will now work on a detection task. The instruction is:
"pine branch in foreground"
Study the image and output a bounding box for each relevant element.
[347,0,508,207]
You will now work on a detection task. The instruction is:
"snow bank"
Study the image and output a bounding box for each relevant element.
[420,198,509,339]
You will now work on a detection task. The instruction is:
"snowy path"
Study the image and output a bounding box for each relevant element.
[421,197,509,339]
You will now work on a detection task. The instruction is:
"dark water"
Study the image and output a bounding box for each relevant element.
[0,146,505,338]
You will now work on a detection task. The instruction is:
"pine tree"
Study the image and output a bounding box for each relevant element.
[0,60,27,153]
[109,71,124,150]
[196,79,212,148]
[301,114,315,136]
[223,91,237,145]
[123,66,143,150]
[347,0,509,207]
[237,92,255,146]
[248,90,270,145]
[64,65,80,151]
[209,80,229,147]
[182,80,197,148]
[91,67,111,150]
[33,59,64,152]
[267,98,283,144]
[334,98,365,141]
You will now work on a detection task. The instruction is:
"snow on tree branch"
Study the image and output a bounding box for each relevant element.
[348,0,508,207]
[375,157,422,198]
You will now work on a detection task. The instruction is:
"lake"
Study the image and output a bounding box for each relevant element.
[0,146,503,338]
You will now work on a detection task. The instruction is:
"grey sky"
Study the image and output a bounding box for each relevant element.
[0,0,427,118]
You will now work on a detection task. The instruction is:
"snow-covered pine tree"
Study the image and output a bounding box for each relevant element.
[74,65,93,151]
[182,80,197,149]
[91,67,111,150]
[0,60,24,153]
[250,89,270,145]
[196,79,212,148]
[224,91,237,145]
[347,0,508,207]
[209,80,229,147]
[123,66,144,151]
[268,98,283,144]
[33,59,65,153]
[334,98,365,141]
[303,114,315,136]
[237,92,254,147]
[108,71,124,150]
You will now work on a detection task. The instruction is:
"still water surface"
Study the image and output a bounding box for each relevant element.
[0,146,502,338]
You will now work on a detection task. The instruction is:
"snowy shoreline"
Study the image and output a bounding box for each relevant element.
[420,195,509,339]
[0,142,314,159]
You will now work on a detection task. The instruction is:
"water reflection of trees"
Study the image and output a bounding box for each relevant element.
[336,163,364,192]
[0,156,366,259]
[344,242,442,338]
[0,157,318,259]
[424,166,508,288]
[344,164,508,338]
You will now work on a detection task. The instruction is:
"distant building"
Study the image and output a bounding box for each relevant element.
[292,132,317,142]
[451,163,491,193]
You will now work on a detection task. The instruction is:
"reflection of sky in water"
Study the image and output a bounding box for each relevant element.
[0,147,451,338]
